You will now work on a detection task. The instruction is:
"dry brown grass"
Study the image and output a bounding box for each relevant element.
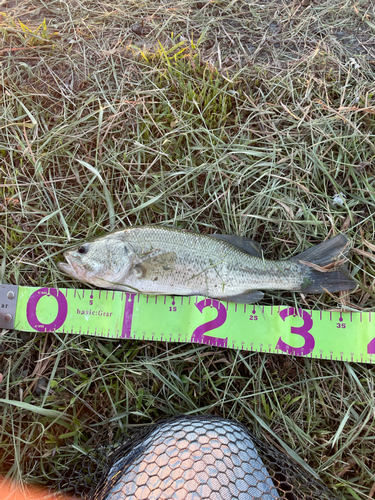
[1,0,375,498]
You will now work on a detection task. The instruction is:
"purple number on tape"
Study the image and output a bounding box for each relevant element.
[367,336,375,355]
[276,308,315,356]
[191,299,228,347]
[26,288,68,332]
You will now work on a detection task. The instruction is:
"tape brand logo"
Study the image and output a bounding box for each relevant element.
[77,309,113,317]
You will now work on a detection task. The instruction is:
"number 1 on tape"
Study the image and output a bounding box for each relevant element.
[11,286,375,364]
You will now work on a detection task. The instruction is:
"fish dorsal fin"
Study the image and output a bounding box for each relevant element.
[131,252,177,281]
[210,234,262,258]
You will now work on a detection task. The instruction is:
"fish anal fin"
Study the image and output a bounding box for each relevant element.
[211,234,262,258]
[220,291,264,304]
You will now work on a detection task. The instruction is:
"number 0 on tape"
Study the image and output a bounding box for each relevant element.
[1,285,374,364]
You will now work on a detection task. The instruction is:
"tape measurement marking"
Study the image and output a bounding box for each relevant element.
[14,286,375,363]
[121,293,135,339]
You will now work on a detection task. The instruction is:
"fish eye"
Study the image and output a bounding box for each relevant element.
[78,245,88,255]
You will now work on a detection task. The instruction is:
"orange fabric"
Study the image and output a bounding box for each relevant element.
[0,480,75,500]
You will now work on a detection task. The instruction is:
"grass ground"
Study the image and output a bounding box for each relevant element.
[1,0,375,498]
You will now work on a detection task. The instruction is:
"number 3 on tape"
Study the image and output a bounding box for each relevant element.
[276,308,314,357]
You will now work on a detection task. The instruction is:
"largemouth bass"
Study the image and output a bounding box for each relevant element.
[58,226,356,303]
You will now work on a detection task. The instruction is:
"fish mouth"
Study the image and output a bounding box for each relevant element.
[58,253,83,280]
[58,261,72,274]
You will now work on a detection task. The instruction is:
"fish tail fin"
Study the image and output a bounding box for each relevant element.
[291,234,357,293]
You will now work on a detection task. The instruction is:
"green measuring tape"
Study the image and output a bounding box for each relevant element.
[1,284,374,364]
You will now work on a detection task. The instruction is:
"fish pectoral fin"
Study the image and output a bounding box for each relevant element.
[135,251,177,280]
[210,234,262,258]
[219,291,264,304]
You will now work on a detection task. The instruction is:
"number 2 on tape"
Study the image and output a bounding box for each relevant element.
[368,336,375,355]
[191,299,228,347]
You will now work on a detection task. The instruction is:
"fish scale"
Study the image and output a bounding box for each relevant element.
[113,226,303,296]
